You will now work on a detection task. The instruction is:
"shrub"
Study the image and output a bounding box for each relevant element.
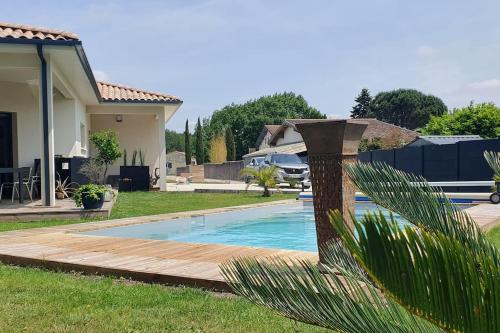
[74,184,107,207]
[90,130,122,184]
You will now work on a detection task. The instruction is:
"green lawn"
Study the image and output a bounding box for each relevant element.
[0,265,326,332]
[110,191,295,219]
[0,192,295,232]
[0,191,314,332]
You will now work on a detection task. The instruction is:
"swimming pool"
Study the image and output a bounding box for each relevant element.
[83,202,410,252]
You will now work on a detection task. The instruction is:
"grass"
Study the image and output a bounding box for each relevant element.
[0,191,314,332]
[0,192,295,232]
[486,226,500,248]
[0,265,327,332]
[109,191,296,219]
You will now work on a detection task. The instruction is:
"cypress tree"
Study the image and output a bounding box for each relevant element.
[225,127,236,161]
[194,117,205,164]
[351,88,373,118]
[184,119,192,165]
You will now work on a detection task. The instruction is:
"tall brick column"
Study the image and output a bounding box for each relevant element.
[295,120,367,262]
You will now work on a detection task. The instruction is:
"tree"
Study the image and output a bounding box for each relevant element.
[239,166,279,197]
[206,92,325,159]
[209,134,227,163]
[225,127,236,161]
[194,117,205,164]
[184,120,192,165]
[223,162,499,332]
[370,89,447,129]
[351,88,373,118]
[165,129,184,153]
[89,130,121,184]
[422,103,500,138]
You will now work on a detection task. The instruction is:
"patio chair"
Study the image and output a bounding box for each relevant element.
[30,160,41,198]
[0,167,33,203]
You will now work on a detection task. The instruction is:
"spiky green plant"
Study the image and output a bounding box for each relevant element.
[123,149,128,166]
[221,162,499,333]
[131,150,138,166]
[484,150,500,182]
[139,149,146,167]
[240,166,278,197]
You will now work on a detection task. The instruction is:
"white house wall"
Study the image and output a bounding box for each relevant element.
[275,127,303,146]
[0,80,89,169]
[90,114,161,177]
[0,81,39,167]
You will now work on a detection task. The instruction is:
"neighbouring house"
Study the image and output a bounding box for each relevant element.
[406,135,483,147]
[0,22,182,206]
[255,124,281,150]
[166,151,195,175]
[243,118,418,163]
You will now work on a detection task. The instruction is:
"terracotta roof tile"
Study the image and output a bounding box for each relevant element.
[97,81,182,103]
[0,22,79,41]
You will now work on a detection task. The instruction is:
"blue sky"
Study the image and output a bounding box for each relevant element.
[4,0,500,132]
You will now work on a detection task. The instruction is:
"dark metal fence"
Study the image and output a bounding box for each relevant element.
[358,138,500,192]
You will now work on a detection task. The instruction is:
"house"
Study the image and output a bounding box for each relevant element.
[255,124,281,150]
[0,22,182,206]
[166,151,195,175]
[406,135,483,147]
[243,118,418,163]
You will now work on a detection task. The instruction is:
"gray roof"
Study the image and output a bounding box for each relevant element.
[243,141,307,159]
[411,135,483,145]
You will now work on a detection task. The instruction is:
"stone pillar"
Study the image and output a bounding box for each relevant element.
[295,120,367,262]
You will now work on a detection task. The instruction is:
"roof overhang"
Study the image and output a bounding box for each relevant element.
[0,38,182,107]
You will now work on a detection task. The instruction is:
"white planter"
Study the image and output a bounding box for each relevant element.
[104,184,113,202]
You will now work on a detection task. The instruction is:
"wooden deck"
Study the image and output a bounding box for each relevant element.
[0,200,496,291]
[0,200,317,291]
[0,198,114,221]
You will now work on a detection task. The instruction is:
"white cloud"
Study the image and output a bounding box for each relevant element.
[92,70,109,82]
[444,79,500,108]
[417,45,437,56]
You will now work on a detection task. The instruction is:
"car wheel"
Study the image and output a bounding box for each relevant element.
[490,192,500,204]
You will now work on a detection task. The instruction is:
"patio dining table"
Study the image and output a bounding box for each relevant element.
[0,167,30,204]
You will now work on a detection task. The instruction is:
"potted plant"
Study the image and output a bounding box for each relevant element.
[55,173,78,199]
[74,184,107,210]
[119,149,150,191]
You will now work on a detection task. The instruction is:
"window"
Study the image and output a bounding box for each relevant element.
[80,122,87,155]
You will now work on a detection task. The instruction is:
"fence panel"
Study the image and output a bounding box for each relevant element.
[371,149,395,167]
[458,138,500,192]
[394,147,423,176]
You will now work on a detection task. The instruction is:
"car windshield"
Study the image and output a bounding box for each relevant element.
[255,157,264,163]
[270,154,302,164]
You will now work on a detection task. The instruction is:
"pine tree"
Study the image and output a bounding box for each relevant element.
[351,88,373,118]
[194,117,205,164]
[225,127,236,161]
[184,119,192,165]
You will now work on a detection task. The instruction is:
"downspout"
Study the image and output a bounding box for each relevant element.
[36,44,51,206]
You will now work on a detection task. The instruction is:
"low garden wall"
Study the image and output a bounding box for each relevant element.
[204,161,244,181]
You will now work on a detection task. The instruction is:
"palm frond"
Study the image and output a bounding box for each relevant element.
[221,256,443,333]
[343,162,498,259]
[484,150,500,179]
[321,239,369,282]
[329,209,499,333]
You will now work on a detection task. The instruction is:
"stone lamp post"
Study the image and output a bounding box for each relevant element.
[295,120,367,262]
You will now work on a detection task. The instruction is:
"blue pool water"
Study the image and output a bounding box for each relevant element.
[84,202,410,252]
